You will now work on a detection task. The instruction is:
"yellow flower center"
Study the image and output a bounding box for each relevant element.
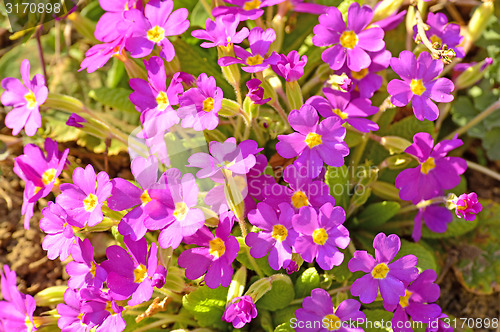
[272,224,288,242]
[156,91,169,111]
[25,315,42,331]
[305,132,322,148]
[371,263,390,279]
[421,157,435,175]
[410,79,426,96]
[399,290,412,308]
[203,97,215,112]
[312,228,328,245]
[134,263,148,283]
[173,202,189,221]
[41,168,57,186]
[209,237,226,258]
[246,54,264,66]
[291,190,309,209]
[140,190,152,205]
[243,0,261,10]
[340,30,358,49]
[323,313,342,331]
[456,200,468,211]
[147,25,165,43]
[90,261,97,278]
[83,193,98,212]
[332,108,348,120]
[351,68,368,80]
[24,91,37,109]
[430,35,442,45]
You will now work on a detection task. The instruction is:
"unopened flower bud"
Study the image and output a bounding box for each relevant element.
[467,0,494,42]
[33,286,68,306]
[227,266,247,302]
[380,136,412,154]
[372,0,405,22]
[455,57,493,90]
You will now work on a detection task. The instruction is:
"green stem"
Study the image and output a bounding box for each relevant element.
[466,160,500,182]
[199,0,214,19]
[443,98,500,140]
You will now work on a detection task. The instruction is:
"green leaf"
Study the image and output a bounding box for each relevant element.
[182,285,229,330]
[282,14,318,54]
[89,87,136,113]
[325,165,350,210]
[257,275,295,311]
[189,0,210,27]
[395,239,438,272]
[450,200,500,294]
[482,128,500,160]
[360,309,394,332]
[357,201,401,228]
[273,305,301,327]
[294,267,320,298]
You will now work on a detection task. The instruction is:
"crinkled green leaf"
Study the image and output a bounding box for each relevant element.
[182,285,229,330]
[89,87,136,113]
[357,201,400,228]
[257,276,295,311]
[273,305,301,327]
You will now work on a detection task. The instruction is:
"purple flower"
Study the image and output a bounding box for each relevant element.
[387,51,454,121]
[178,211,239,289]
[427,314,453,332]
[293,203,350,270]
[0,265,38,332]
[14,138,69,229]
[218,27,281,73]
[348,233,419,305]
[452,192,482,221]
[57,164,113,227]
[288,0,328,15]
[212,0,284,20]
[312,3,385,71]
[246,78,271,105]
[222,295,258,329]
[178,73,223,131]
[125,0,190,61]
[276,104,349,178]
[40,202,78,261]
[66,238,107,289]
[384,270,442,332]
[271,50,307,82]
[246,202,298,270]
[79,288,126,332]
[101,236,166,306]
[57,288,89,332]
[191,14,249,48]
[66,113,87,128]
[108,156,163,241]
[188,137,262,182]
[294,288,365,332]
[395,132,467,205]
[79,35,128,73]
[129,57,184,137]
[95,0,141,42]
[1,59,48,136]
[413,204,453,242]
[145,170,205,249]
[264,163,335,210]
[413,12,464,58]
[307,88,379,133]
